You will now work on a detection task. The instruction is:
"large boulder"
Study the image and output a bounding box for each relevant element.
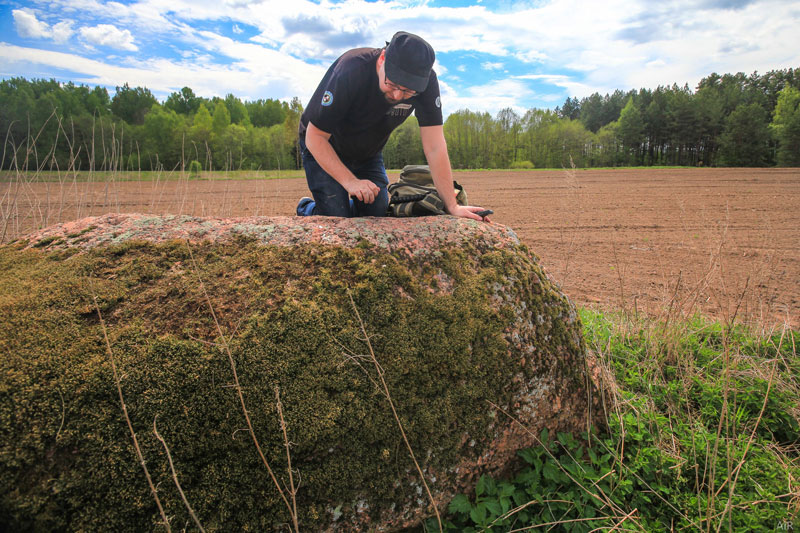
[0,214,600,531]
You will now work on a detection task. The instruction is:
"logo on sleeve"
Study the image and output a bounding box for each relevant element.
[435,96,441,108]
[321,91,334,106]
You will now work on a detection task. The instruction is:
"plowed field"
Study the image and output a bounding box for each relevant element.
[4,167,798,328]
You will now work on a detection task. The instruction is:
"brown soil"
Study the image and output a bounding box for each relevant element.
[4,167,798,328]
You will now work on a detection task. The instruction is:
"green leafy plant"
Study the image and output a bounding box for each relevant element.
[188,159,202,178]
[426,311,799,532]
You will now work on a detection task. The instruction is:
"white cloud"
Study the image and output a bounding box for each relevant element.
[481,61,504,71]
[514,49,548,63]
[79,24,138,51]
[13,9,52,39]
[517,74,593,99]
[35,0,178,35]
[6,0,800,112]
[440,78,529,117]
[13,9,75,43]
[0,40,320,104]
[51,21,76,43]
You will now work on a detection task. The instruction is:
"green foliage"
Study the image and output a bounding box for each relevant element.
[0,79,303,172]
[164,86,201,115]
[188,160,202,177]
[510,160,534,169]
[772,86,800,166]
[211,100,231,136]
[111,82,158,125]
[224,93,251,126]
[142,104,185,168]
[718,103,771,166]
[3,68,800,172]
[430,311,799,532]
[246,98,287,128]
[618,97,645,164]
[189,102,213,149]
[383,116,425,168]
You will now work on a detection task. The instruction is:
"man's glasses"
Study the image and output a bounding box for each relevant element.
[382,70,417,98]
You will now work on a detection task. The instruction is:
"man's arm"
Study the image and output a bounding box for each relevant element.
[306,122,380,204]
[420,125,491,221]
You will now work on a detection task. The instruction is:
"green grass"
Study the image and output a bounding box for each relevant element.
[447,166,694,172]
[421,309,800,532]
[0,169,306,183]
[3,166,702,183]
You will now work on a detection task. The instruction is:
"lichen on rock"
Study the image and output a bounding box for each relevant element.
[0,214,601,531]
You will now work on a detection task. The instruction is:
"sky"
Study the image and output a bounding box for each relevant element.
[1,0,799,118]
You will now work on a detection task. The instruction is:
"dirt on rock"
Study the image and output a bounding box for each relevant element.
[4,167,798,328]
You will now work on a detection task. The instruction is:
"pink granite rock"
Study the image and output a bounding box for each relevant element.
[5,213,602,531]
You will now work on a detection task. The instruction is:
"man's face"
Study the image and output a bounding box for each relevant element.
[378,52,417,104]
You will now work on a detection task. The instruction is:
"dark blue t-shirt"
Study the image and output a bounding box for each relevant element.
[299,47,443,162]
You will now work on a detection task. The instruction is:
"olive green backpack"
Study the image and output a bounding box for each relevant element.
[387,165,468,217]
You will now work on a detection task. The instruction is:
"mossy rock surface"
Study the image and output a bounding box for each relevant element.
[1,214,599,531]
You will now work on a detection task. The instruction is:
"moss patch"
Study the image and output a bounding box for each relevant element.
[0,236,584,531]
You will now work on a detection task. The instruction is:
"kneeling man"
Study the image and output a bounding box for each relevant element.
[296,31,489,221]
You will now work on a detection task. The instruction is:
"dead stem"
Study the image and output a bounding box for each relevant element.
[275,386,300,533]
[185,242,298,531]
[712,361,778,533]
[508,515,638,532]
[90,285,171,532]
[486,399,659,532]
[152,416,206,533]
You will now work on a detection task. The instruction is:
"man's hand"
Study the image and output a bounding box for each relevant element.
[447,204,493,222]
[345,178,381,204]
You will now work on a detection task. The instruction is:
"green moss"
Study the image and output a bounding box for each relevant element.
[32,235,59,248]
[0,236,586,531]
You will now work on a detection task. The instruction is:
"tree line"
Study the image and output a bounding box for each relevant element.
[435,68,800,169]
[2,67,799,173]
[0,79,302,173]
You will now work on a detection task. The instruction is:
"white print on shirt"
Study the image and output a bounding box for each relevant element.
[387,103,412,117]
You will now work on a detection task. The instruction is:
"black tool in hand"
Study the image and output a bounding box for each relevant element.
[476,209,493,218]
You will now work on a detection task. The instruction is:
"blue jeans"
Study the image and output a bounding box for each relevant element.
[300,138,389,217]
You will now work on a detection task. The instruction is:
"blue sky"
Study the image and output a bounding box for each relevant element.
[2,0,799,117]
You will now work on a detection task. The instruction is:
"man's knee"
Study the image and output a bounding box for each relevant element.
[313,194,354,217]
[354,190,389,217]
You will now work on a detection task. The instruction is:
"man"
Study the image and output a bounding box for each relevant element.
[296,31,490,221]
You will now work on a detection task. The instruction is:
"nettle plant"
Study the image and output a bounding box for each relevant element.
[431,426,674,532]
[427,311,799,533]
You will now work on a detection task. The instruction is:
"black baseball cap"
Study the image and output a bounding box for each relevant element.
[384,31,435,94]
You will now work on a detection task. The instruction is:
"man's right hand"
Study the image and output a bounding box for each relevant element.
[345,178,381,204]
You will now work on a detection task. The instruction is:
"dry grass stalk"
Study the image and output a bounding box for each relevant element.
[185,242,299,531]
[90,287,171,532]
[275,386,300,533]
[152,416,206,532]
[557,155,581,285]
[347,291,442,531]
[711,360,778,533]
[506,515,637,532]
[486,400,644,531]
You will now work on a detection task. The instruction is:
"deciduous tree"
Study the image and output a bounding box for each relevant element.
[771,86,800,166]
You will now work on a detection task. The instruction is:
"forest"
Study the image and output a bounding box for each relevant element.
[1,67,799,173]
